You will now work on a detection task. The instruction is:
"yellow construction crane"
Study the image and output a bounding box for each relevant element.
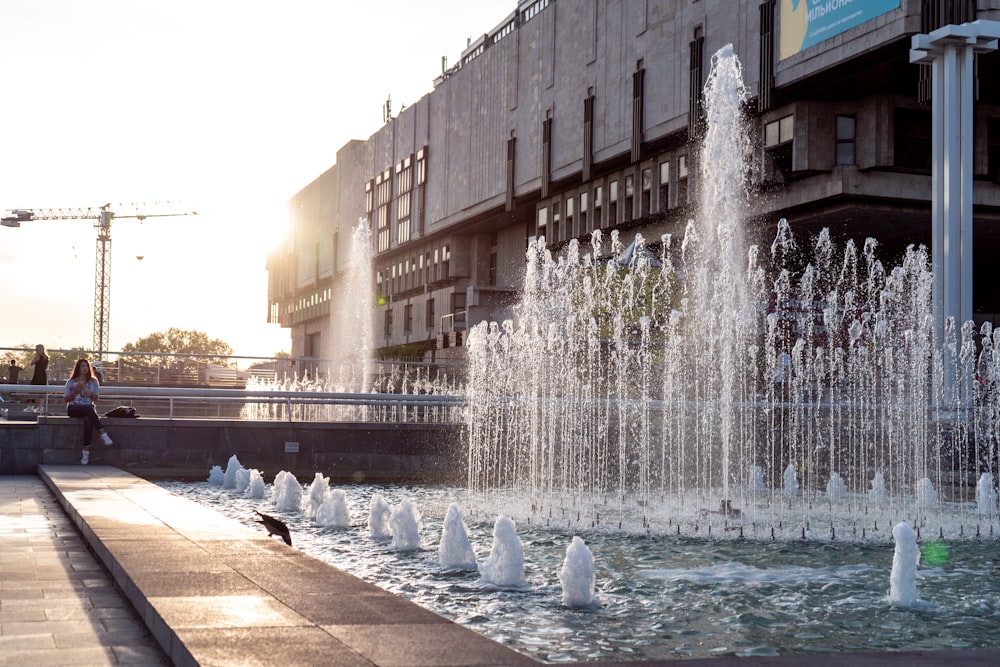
[2,203,197,359]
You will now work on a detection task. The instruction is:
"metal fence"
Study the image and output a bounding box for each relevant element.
[0,384,466,424]
[0,347,466,393]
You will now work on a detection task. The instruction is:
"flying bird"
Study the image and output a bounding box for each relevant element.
[254,510,292,546]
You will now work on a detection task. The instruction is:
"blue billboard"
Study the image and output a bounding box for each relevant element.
[780,0,901,60]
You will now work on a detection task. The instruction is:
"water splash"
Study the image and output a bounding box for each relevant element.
[559,536,601,609]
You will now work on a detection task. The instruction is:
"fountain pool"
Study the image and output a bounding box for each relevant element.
[160,479,1000,663]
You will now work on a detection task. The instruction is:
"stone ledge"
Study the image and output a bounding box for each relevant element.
[37,465,537,667]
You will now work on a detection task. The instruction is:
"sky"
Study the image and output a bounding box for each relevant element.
[0,0,512,358]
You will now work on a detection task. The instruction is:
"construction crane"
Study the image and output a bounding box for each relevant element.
[1,203,197,360]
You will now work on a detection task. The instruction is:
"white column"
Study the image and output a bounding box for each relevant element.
[911,21,1000,340]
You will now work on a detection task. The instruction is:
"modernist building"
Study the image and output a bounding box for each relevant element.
[267,0,1000,366]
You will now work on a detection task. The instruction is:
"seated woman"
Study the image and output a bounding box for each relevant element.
[64,359,113,465]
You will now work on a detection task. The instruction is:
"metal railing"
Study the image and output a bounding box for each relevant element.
[0,384,465,423]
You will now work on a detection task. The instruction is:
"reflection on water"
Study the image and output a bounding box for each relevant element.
[160,480,1000,664]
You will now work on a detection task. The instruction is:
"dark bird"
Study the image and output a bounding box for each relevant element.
[254,511,292,546]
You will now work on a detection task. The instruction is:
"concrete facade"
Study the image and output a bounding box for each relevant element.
[267,0,1000,364]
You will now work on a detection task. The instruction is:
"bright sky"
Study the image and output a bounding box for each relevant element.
[0,0,512,358]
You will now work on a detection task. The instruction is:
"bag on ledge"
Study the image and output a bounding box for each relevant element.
[104,405,139,418]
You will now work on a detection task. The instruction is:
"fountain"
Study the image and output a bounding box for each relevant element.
[153,42,1000,663]
[465,44,1000,541]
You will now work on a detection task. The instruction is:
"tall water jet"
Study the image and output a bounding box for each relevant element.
[693,43,752,503]
[328,219,375,391]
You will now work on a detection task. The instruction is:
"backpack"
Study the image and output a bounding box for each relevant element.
[104,405,139,418]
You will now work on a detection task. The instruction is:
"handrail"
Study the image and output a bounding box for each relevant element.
[0,384,465,422]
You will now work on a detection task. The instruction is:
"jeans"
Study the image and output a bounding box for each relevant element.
[67,403,104,447]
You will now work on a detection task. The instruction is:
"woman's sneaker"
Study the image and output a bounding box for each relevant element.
[81,450,90,465]
[101,433,113,446]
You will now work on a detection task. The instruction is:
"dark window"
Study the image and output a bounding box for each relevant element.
[677,156,689,206]
[689,28,705,131]
[836,115,856,166]
[658,161,670,211]
[593,185,603,227]
[609,179,619,226]
[404,304,413,334]
[640,168,651,217]
[384,309,393,337]
[552,201,561,242]
[451,291,466,329]
[580,191,589,232]
[894,108,932,171]
[426,298,435,328]
[988,117,1000,183]
[624,175,634,222]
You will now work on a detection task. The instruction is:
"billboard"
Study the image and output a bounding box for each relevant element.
[780,0,901,60]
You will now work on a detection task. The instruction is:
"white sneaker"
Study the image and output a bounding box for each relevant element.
[100,432,113,446]
[81,450,90,465]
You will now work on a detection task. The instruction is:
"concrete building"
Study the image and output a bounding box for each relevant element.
[267,0,1000,367]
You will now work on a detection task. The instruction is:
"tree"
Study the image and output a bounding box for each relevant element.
[121,328,234,368]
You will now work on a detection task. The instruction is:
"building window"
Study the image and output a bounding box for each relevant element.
[416,147,427,185]
[451,291,466,329]
[836,115,856,166]
[537,206,548,239]
[677,156,689,206]
[624,174,634,222]
[384,308,393,337]
[441,244,450,280]
[404,304,413,334]
[894,108,931,171]
[658,161,670,211]
[764,115,793,181]
[989,117,1000,183]
[640,168,651,217]
[765,115,794,147]
[552,201,561,242]
[593,185,603,228]
[426,298,435,328]
[580,191,589,232]
[376,169,391,252]
[565,196,575,238]
[396,156,413,244]
[365,180,374,216]
[609,179,619,226]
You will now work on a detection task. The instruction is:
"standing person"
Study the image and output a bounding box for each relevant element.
[7,359,23,383]
[27,344,49,410]
[64,358,113,465]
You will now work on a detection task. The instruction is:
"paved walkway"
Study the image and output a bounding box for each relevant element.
[0,475,169,666]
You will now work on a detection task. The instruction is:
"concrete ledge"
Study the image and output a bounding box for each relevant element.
[1,418,465,482]
[38,465,537,667]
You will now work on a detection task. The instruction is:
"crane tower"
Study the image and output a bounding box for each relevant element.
[2,203,197,359]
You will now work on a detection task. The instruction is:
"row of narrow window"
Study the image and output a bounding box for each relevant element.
[384,292,467,336]
[376,244,451,300]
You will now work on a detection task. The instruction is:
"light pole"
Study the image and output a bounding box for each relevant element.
[909,21,1000,336]
[910,20,1000,398]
